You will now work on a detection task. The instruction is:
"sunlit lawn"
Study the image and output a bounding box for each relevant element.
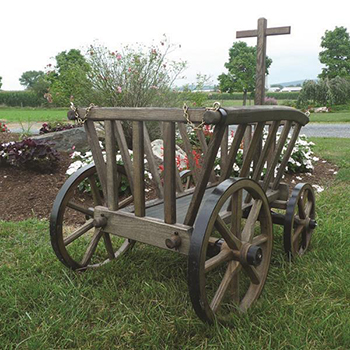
[1,137,350,348]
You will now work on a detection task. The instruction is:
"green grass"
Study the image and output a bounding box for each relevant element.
[309,112,350,123]
[0,108,67,123]
[1,137,350,348]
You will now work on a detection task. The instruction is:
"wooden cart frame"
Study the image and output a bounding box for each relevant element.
[50,105,316,323]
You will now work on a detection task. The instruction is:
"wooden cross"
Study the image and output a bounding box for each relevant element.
[237,18,291,105]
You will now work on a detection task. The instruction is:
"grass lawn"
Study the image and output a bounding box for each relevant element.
[0,108,67,123]
[1,137,350,348]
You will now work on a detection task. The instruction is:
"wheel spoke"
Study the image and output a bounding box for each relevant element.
[67,201,94,217]
[210,261,241,313]
[64,219,94,246]
[205,249,234,273]
[241,199,262,242]
[298,197,306,219]
[292,225,304,244]
[252,234,268,246]
[80,228,104,266]
[103,233,115,260]
[242,265,260,285]
[305,200,313,217]
[230,190,242,239]
[215,216,242,250]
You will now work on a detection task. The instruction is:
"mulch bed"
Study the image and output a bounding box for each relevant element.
[0,132,338,222]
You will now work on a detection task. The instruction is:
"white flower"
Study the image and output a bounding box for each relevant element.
[312,185,324,193]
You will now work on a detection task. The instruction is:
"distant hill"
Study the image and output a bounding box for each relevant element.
[271,79,317,87]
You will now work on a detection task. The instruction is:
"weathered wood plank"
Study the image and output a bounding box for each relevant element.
[262,120,292,191]
[196,129,216,183]
[95,207,192,255]
[220,124,247,181]
[272,123,302,189]
[178,123,199,184]
[184,123,227,226]
[143,123,164,199]
[236,26,291,38]
[163,122,177,224]
[84,120,107,198]
[239,122,265,177]
[105,120,118,210]
[133,121,145,217]
[79,107,222,124]
[114,121,134,193]
[220,127,229,176]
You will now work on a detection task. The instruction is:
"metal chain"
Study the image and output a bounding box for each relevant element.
[70,102,95,125]
[183,102,221,130]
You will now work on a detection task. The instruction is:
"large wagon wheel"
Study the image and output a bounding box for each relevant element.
[284,183,316,259]
[188,178,273,323]
[50,163,135,271]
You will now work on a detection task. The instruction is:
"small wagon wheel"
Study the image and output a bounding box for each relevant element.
[180,169,195,190]
[50,163,135,271]
[188,178,273,323]
[284,183,316,259]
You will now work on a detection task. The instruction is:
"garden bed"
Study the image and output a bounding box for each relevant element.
[0,132,338,222]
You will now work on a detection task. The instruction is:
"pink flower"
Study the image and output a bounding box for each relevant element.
[116,54,122,60]
[117,86,122,93]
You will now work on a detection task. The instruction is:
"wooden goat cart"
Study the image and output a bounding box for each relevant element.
[50,105,317,323]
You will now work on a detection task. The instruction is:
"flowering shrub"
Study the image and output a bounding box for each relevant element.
[0,122,9,133]
[283,134,317,173]
[0,139,59,172]
[264,97,278,105]
[39,122,79,134]
[88,36,186,107]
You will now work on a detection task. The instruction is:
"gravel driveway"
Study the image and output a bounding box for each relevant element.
[301,123,350,138]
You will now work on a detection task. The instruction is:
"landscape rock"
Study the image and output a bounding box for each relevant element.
[31,127,88,152]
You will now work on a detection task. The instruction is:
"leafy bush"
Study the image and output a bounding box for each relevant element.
[207,92,299,101]
[297,77,350,108]
[0,121,9,132]
[39,121,79,134]
[0,139,60,172]
[0,91,45,107]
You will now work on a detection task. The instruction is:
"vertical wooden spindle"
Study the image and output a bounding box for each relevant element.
[163,122,176,224]
[133,121,145,217]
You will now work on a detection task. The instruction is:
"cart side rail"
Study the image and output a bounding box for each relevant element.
[80,106,307,226]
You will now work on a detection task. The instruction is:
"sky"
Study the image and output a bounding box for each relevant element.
[1,0,350,91]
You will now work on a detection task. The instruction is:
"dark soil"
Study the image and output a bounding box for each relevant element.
[0,132,338,222]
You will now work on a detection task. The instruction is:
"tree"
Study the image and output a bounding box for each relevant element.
[19,70,45,89]
[319,26,350,79]
[48,49,93,106]
[0,76,2,89]
[218,42,272,104]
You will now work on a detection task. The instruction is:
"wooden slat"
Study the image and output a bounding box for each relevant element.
[96,207,192,255]
[114,121,134,193]
[252,121,280,181]
[239,122,265,177]
[236,26,291,38]
[184,124,227,226]
[84,120,107,198]
[80,107,222,124]
[243,125,252,161]
[220,124,247,181]
[163,122,176,224]
[196,129,216,183]
[272,123,302,189]
[133,121,145,217]
[262,121,292,191]
[105,120,118,210]
[143,123,164,199]
[220,127,229,174]
[178,123,200,184]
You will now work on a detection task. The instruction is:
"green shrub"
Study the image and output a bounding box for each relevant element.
[0,91,45,107]
[207,92,299,101]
